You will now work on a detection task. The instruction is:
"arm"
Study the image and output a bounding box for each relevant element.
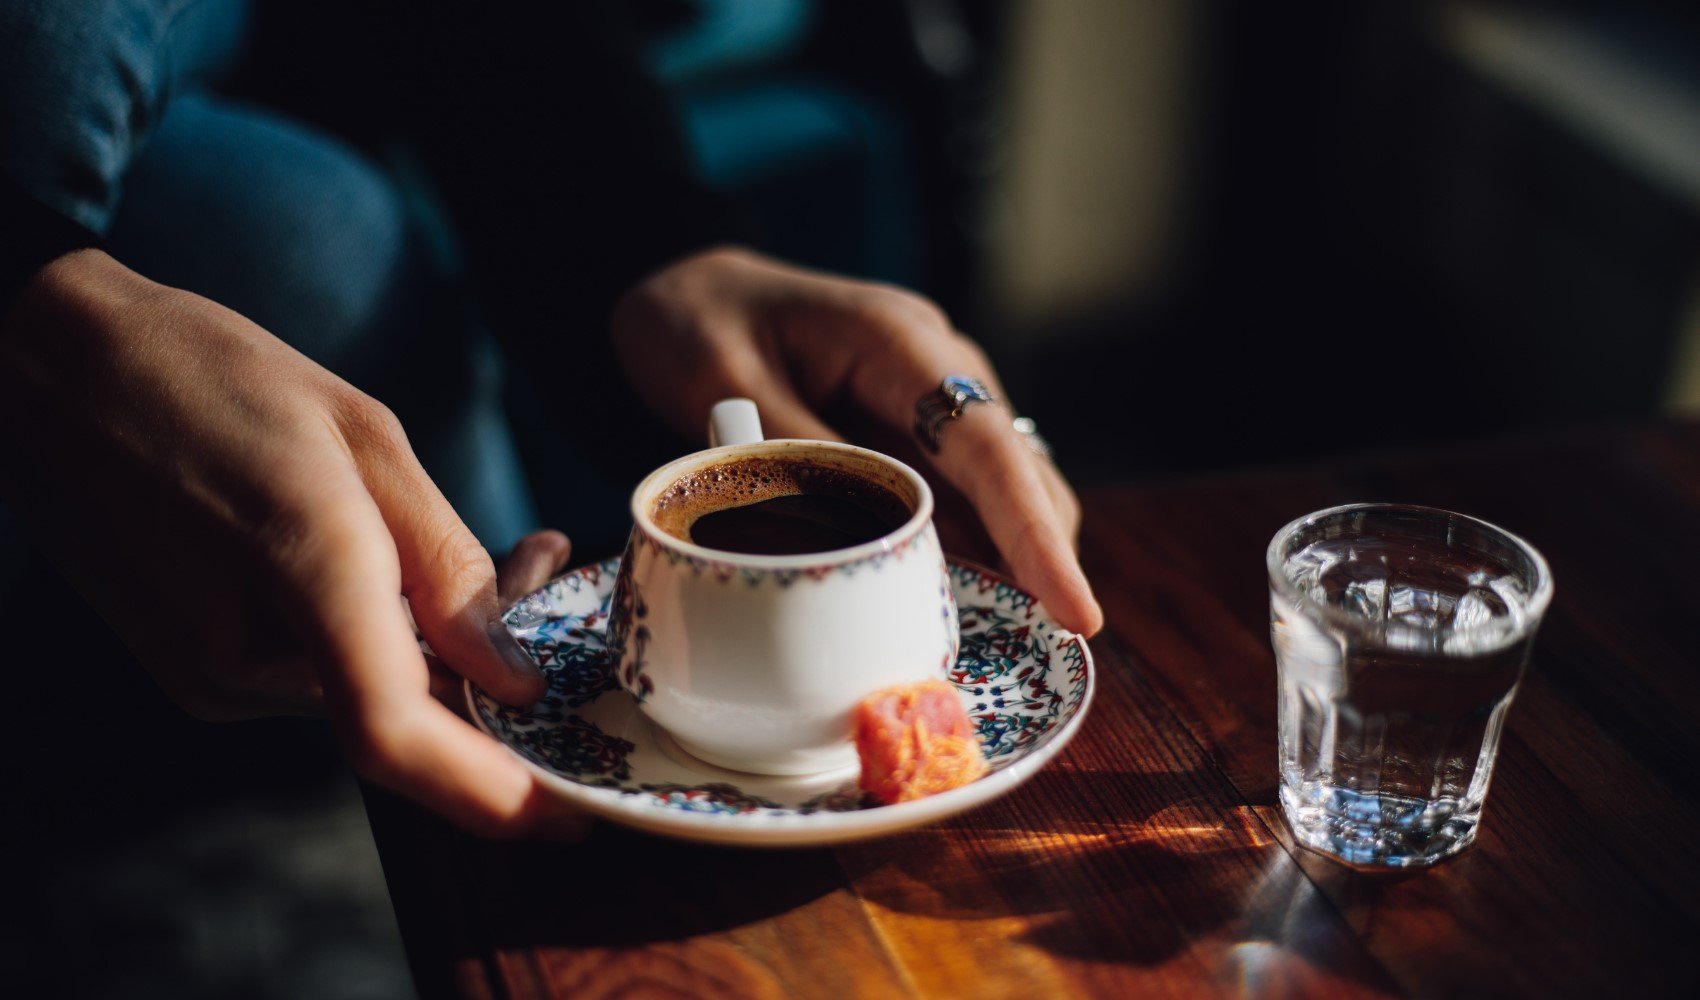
[371,5,1100,629]
[0,249,583,837]
[1,5,580,837]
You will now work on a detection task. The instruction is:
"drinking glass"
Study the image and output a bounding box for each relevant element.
[1267,503,1553,867]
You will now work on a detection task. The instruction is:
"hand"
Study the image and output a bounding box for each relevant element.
[612,247,1103,636]
[0,251,584,839]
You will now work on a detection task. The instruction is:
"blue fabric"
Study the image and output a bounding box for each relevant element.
[642,0,920,286]
[0,0,249,232]
[645,0,815,86]
[674,79,919,284]
[0,0,918,553]
[0,0,537,552]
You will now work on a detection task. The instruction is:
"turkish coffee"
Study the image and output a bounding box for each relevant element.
[651,456,912,556]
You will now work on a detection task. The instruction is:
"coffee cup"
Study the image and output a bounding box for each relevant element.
[606,399,959,776]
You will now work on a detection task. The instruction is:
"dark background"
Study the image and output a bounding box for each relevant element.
[643,0,1700,480]
[8,1,1700,997]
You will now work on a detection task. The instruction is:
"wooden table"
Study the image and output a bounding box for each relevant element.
[368,420,1700,998]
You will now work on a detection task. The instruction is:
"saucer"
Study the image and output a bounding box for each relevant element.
[467,558,1095,847]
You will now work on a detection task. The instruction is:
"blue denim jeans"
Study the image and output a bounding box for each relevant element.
[1,0,538,552]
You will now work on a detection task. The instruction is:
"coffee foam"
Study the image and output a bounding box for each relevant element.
[650,455,914,545]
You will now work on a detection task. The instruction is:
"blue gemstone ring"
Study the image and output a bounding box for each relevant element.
[914,375,996,453]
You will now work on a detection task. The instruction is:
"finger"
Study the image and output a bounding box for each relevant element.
[951,407,1102,634]
[498,530,573,605]
[281,486,553,838]
[1036,460,1083,547]
[736,374,846,443]
[339,400,545,706]
[172,659,325,722]
[426,653,466,714]
[220,654,326,717]
[427,648,590,839]
[526,793,595,844]
[928,476,1001,568]
[644,330,844,443]
[844,324,1103,635]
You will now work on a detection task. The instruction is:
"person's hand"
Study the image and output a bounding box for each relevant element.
[612,247,1103,636]
[0,250,584,839]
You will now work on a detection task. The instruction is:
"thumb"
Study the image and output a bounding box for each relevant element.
[342,401,546,705]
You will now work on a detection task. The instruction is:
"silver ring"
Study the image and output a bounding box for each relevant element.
[914,375,995,453]
[1012,415,1052,459]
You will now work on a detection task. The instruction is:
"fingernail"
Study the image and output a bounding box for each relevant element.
[487,620,542,680]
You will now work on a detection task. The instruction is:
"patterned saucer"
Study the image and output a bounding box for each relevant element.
[467,558,1095,847]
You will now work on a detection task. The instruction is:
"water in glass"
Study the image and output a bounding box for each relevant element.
[1270,506,1549,867]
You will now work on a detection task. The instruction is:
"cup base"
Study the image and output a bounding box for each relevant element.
[1279,781,1480,869]
[655,726,862,780]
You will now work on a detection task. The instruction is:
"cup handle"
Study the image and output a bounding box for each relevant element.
[708,398,764,447]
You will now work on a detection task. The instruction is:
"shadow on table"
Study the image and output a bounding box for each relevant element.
[391,772,1263,958]
[424,821,848,950]
[834,766,1397,991]
[380,769,1399,996]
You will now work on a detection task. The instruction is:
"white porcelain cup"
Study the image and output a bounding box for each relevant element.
[606,399,959,775]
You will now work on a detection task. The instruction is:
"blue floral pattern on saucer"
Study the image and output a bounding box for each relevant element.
[468,557,1094,847]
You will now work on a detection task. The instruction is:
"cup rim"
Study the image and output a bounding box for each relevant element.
[628,438,936,569]
[1266,501,1555,649]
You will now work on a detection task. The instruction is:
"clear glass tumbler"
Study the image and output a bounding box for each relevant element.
[1267,503,1553,867]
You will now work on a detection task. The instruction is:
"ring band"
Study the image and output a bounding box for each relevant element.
[1012,415,1052,459]
[914,376,995,453]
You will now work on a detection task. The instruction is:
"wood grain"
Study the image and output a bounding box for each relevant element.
[371,419,1700,999]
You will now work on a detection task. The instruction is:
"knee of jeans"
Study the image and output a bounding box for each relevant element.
[0,0,187,230]
[107,92,446,376]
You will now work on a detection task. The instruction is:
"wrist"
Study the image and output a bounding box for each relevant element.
[1,248,157,346]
